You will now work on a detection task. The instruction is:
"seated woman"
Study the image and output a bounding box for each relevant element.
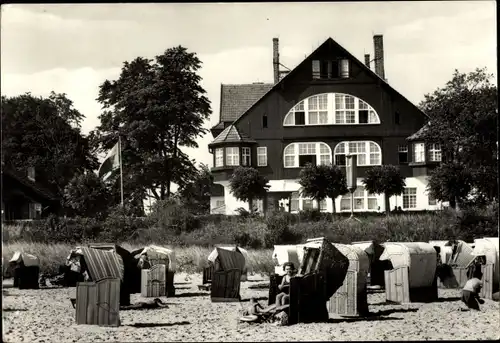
[275,262,297,307]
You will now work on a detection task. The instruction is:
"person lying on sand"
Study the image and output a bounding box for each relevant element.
[276,262,297,307]
[461,270,485,311]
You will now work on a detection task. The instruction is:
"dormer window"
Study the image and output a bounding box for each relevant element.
[312,59,350,79]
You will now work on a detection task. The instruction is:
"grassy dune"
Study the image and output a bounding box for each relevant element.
[1,241,274,276]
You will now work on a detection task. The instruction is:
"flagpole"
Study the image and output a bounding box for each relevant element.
[119,135,124,207]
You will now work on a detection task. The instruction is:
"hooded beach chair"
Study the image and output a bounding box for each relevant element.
[351,240,387,288]
[75,247,123,327]
[9,252,40,289]
[429,240,476,289]
[472,237,499,299]
[328,243,370,317]
[208,247,246,302]
[380,242,438,303]
[200,245,248,290]
[134,245,176,297]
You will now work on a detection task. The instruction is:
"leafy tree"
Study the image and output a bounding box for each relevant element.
[229,167,270,214]
[362,165,406,215]
[91,46,211,205]
[63,172,112,219]
[298,164,349,213]
[427,163,474,209]
[178,163,213,215]
[1,93,98,206]
[418,67,497,204]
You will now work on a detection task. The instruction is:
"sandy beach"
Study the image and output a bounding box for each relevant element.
[2,272,499,342]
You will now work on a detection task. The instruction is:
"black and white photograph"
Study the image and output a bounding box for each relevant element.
[1,1,498,341]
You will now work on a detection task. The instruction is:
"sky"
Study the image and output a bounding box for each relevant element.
[1,1,497,177]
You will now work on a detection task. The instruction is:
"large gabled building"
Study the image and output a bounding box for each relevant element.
[208,35,444,215]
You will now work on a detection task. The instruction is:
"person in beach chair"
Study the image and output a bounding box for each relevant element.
[461,269,485,311]
[275,262,297,307]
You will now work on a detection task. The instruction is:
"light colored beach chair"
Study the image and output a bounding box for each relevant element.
[380,242,438,304]
[429,240,476,289]
[472,237,499,300]
[135,245,176,296]
[141,264,167,298]
[328,243,370,317]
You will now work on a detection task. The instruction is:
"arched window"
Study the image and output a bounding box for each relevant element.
[283,142,332,168]
[283,93,380,126]
[333,141,382,166]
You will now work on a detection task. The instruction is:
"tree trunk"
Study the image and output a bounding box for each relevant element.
[332,198,336,214]
[249,198,254,214]
[384,194,390,216]
[449,197,457,209]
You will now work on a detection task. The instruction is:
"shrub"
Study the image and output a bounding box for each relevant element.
[264,211,300,248]
[148,199,201,235]
[101,206,151,243]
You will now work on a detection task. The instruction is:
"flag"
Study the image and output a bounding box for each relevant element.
[98,141,120,181]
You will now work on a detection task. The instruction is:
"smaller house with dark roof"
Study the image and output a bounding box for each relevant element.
[208,36,445,215]
[1,164,60,221]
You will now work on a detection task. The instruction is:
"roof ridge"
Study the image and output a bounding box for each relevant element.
[229,36,429,126]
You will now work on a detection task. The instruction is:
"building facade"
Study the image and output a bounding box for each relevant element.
[208,36,445,215]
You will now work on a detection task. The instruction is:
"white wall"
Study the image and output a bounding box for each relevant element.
[215,177,447,215]
[210,196,225,214]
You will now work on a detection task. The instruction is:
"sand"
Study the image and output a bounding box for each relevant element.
[2,272,499,342]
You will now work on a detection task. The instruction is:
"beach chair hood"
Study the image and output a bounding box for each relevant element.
[301,237,350,301]
[136,245,176,271]
[380,242,437,288]
[9,251,40,267]
[80,247,124,282]
[208,247,246,271]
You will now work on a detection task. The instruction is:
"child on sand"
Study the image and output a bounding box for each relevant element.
[461,270,485,311]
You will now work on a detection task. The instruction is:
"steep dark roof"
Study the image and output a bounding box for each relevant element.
[219,83,273,122]
[231,37,429,126]
[1,166,58,202]
[209,124,256,147]
[407,123,431,141]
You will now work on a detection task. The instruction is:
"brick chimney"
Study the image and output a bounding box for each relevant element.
[273,38,280,84]
[364,54,370,69]
[373,35,385,80]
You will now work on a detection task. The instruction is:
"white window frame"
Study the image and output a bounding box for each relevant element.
[257,147,268,167]
[242,147,251,166]
[398,145,409,164]
[283,93,380,127]
[215,200,225,208]
[340,186,378,212]
[283,142,332,168]
[333,141,382,166]
[215,148,224,167]
[225,147,240,166]
[288,192,328,213]
[413,143,425,163]
[403,187,417,209]
[428,143,442,162]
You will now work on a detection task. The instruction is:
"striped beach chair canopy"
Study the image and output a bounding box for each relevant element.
[80,247,124,282]
[208,247,246,272]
